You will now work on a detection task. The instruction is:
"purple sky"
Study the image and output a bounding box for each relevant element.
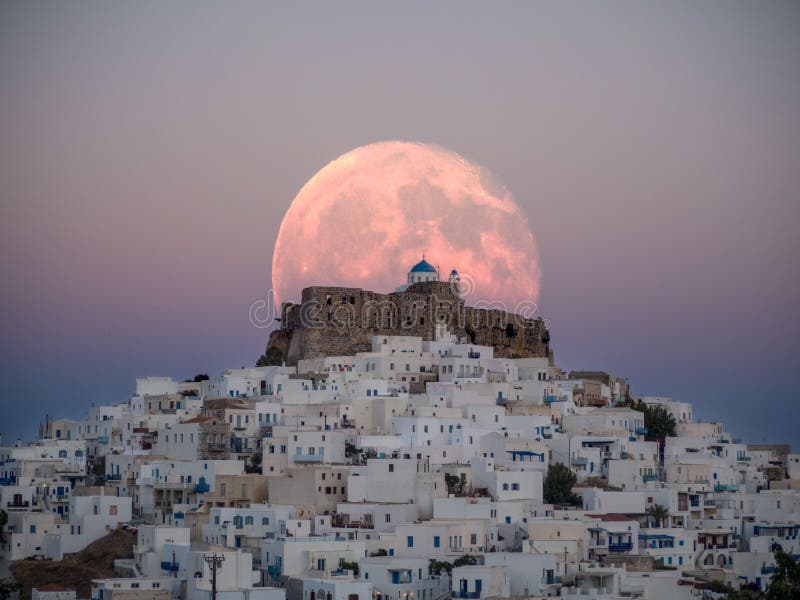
[1,2,798,446]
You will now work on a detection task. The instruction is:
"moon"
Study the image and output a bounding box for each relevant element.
[272,141,540,313]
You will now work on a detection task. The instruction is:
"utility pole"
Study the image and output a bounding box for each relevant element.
[204,553,225,600]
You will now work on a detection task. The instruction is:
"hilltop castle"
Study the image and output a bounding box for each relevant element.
[262,258,552,366]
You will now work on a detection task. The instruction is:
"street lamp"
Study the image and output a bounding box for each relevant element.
[204,553,225,600]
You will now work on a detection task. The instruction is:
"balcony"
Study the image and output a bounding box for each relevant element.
[6,500,29,509]
[154,481,193,490]
[105,473,122,481]
[635,427,648,435]
[543,395,557,404]
[643,473,659,482]
[714,484,740,492]
[161,561,180,572]
[761,565,775,574]
[571,456,588,467]
[452,592,480,599]
[609,542,633,552]
[294,453,323,463]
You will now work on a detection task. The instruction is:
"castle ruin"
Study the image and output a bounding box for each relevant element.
[262,259,552,366]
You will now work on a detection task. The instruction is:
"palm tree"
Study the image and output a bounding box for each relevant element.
[647,504,669,528]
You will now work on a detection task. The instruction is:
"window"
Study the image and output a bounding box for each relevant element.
[263,517,269,525]
[511,483,520,491]
[407,536,414,548]
[109,505,118,515]
[389,464,394,473]
[502,483,509,491]
[434,536,440,548]
[470,533,477,545]
[385,514,391,523]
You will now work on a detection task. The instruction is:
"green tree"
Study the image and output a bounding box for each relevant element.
[428,559,453,576]
[766,543,800,599]
[340,560,360,576]
[0,578,20,600]
[244,452,262,474]
[345,442,362,459]
[257,346,284,367]
[445,474,464,496]
[646,504,669,528]
[633,400,676,441]
[543,463,582,506]
[453,555,477,567]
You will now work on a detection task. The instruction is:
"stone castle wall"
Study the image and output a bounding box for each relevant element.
[265,281,552,366]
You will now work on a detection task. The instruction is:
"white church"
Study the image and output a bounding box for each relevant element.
[395,256,460,292]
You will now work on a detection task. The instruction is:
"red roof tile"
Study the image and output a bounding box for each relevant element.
[181,416,212,424]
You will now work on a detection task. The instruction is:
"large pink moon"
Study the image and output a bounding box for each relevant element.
[272,141,541,312]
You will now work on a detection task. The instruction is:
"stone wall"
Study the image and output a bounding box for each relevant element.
[264,281,552,366]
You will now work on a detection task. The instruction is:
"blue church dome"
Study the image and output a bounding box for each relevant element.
[410,258,437,273]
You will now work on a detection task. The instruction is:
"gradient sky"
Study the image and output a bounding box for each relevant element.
[1,2,798,446]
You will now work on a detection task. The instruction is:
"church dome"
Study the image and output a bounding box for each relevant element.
[410,259,437,273]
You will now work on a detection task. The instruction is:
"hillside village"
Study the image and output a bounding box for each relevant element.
[1,268,798,600]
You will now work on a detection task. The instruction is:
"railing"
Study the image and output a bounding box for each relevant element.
[155,481,193,490]
[635,427,648,435]
[571,456,588,466]
[643,473,659,482]
[609,542,633,552]
[543,396,557,404]
[106,473,122,481]
[6,501,29,508]
[761,565,775,574]
[293,454,323,462]
[714,484,740,492]
[451,592,480,599]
